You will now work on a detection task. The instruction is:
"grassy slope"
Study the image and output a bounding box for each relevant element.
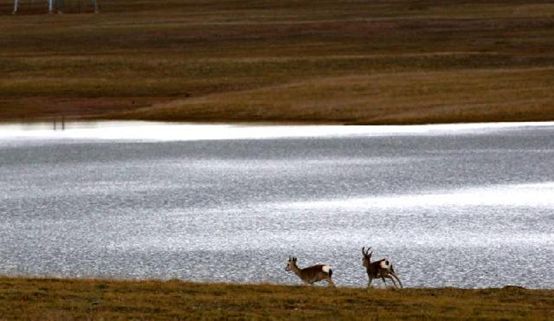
[0,277,552,321]
[1,0,553,123]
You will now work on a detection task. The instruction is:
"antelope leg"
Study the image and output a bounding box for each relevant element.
[387,275,399,288]
[381,276,387,287]
[390,272,403,288]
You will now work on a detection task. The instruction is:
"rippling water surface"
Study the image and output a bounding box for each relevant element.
[0,122,553,288]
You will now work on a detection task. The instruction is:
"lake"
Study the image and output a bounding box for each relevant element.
[0,121,553,288]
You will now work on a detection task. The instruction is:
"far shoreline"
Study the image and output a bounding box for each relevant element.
[2,113,554,126]
[1,119,553,142]
[2,117,554,127]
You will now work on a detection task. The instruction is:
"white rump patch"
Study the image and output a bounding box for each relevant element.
[322,265,331,273]
[380,260,391,269]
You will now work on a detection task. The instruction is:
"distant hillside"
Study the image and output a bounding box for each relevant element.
[1,0,553,123]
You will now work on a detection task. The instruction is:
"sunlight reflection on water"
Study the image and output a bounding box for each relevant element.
[0,121,553,288]
[1,120,554,141]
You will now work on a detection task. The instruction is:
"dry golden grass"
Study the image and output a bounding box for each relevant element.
[0,277,552,321]
[1,1,554,123]
[124,67,554,124]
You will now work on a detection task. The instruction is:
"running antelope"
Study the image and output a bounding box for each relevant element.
[285,256,335,287]
[362,247,403,288]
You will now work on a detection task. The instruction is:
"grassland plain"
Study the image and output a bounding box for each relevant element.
[1,0,554,123]
[0,277,552,321]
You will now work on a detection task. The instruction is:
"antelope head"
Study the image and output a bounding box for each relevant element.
[286,256,298,271]
[362,247,373,268]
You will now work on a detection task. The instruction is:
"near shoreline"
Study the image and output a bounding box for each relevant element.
[0,277,552,320]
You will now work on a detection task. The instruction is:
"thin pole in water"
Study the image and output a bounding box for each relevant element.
[12,0,19,14]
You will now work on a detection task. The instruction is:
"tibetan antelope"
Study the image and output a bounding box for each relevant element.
[362,247,403,288]
[285,256,335,287]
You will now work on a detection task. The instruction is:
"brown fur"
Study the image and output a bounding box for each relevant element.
[286,257,335,287]
[362,247,403,288]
